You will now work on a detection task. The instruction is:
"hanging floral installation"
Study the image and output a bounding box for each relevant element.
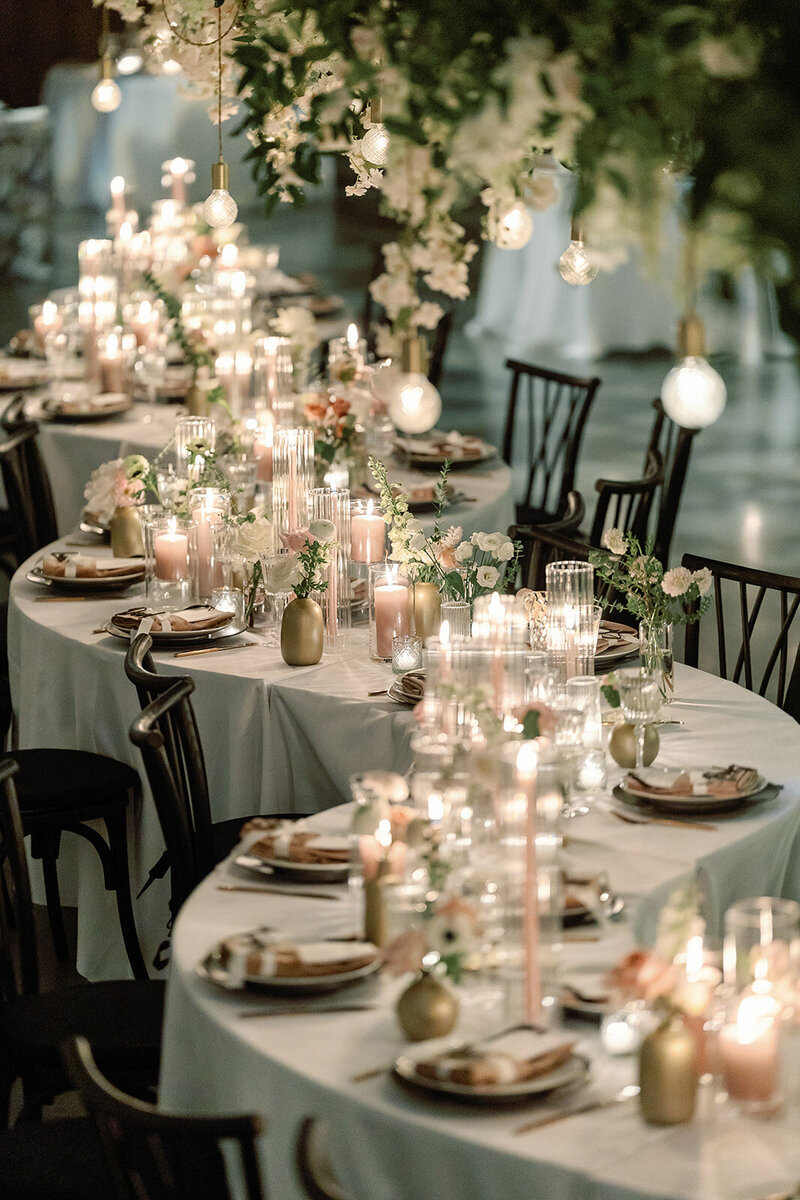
[98,0,800,345]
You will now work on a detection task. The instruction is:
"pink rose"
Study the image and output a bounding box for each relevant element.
[280,527,309,552]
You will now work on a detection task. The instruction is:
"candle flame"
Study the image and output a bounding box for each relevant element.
[42,300,58,323]
[219,243,238,268]
[736,993,776,1042]
[161,200,176,222]
[685,934,704,981]
[439,619,450,647]
[516,740,538,781]
[119,221,133,242]
[137,300,152,320]
[168,516,177,535]
[375,818,392,849]
[346,322,359,349]
[110,175,125,196]
[105,332,119,356]
[170,157,189,175]
[427,792,444,823]
[365,498,373,516]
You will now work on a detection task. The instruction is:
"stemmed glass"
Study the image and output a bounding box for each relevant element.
[616,668,661,770]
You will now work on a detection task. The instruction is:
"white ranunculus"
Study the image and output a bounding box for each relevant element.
[263,553,303,594]
[693,566,713,597]
[231,515,275,563]
[308,519,336,545]
[454,541,473,563]
[476,565,500,588]
[602,527,628,556]
[661,566,694,598]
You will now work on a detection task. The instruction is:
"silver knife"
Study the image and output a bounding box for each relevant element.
[238,1003,375,1019]
[514,1089,638,1134]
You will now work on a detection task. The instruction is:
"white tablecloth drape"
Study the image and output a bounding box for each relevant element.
[159,665,800,1200]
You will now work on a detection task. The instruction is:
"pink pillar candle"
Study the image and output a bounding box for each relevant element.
[719,995,780,1103]
[155,527,189,581]
[517,742,542,1022]
[374,579,411,658]
[254,427,274,483]
[351,507,386,563]
[191,507,224,598]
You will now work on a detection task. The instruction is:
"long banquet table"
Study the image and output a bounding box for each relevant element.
[159,667,800,1200]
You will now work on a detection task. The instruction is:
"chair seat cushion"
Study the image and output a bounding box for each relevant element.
[7,750,139,813]
[1,979,164,1077]
[0,1116,114,1200]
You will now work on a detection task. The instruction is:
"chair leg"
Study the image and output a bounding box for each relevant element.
[103,807,149,980]
[34,833,69,963]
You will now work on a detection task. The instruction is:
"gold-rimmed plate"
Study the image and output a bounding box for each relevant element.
[392,1052,588,1105]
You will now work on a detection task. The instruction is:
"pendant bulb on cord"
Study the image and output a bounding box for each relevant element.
[558,215,598,285]
[362,96,390,166]
[202,2,237,228]
[660,312,726,429]
[92,5,122,113]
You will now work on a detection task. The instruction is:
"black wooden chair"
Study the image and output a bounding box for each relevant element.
[0,758,164,1126]
[511,490,585,593]
[0,1113,114,1199]
[682,553,800,720]
[647,398,700,564]
[589,450,663,548]
[509,522,632,625]
[0,400,58,571]
[62,1035,266,1200]
[502,359,601,525]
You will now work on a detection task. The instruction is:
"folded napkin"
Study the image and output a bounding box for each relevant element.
[394,671,425,702]
[219,930,378,983]
[627,765,759,799]
[43,554,144,579]
[55,392,128,415]
[396,431,485,457]
[111,606,232,633]
[561,973,611,1005]
[248,826,350,865]
[413,1030,575,1087]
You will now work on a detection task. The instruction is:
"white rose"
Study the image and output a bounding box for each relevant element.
[454,541,473,563]
[602,527,628,556]
[661,566,694,598]
[693,566,713,597]
[263,553,303,594]
[492,536,514,562]
[231,515,275,563]
[470,531,491,552]
[308,519,336,545]
[476,565,500,588]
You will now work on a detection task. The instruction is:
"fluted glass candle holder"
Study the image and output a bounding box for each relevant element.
[175,416,217,481]
[439,599,471,639]
[545,560,596,684]
[253,336,295,425]
[392,634,423,674]
[187,487,230,602]
[273,427,314,539]
[310,487,351,651]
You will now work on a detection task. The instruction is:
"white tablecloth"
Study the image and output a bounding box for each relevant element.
[159,669,800,1200]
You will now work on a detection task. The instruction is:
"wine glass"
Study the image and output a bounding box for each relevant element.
[616,668,661,770]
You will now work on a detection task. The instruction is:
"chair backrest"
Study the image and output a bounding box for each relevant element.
[646,397,700,563]
[128,669,216,916]
[0,404,58,562]
[682,552,800,718]
[0,756,40,1001]
[510,521,632,624]
[589,450,663,548]
[502,359,601,522]
[511,490,585,592]
[62,1036,266,1200]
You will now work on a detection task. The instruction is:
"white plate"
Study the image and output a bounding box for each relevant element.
[248,854,350,883]
[41,393,132,422]
[393,1051,587,1103]
[197,949,380,994]
[30,561,145,590]
[0,361,49,390]
[394,436,497,470]
[624,766,766,803]
[104,612,241,646]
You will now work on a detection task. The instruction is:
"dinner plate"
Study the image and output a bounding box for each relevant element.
[104,612,242,647]
[0,361,49,391]
[394,435,497,471]
[234,852,349,884]
[624,766,767,803]
[392,1051,588,1104]
[613,781,777,817]
[29,561,145,591]
[41,393,132,422]
[197,949,380,994]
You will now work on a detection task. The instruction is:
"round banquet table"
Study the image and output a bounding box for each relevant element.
[158,674,800,1200]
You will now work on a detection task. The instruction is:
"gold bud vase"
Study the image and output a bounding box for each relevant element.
[412,581,442,645]
[280,597,324,666]
[639,1013,697,1125]
[185,383,209,418]
[396,969,459,1042]
[109,505,144,558]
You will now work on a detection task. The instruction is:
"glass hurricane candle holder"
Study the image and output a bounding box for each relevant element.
[187,488,230,602]
[253,336,295,425]
[723,897,800,992]
[147,515,191,606]
[272,427,314,539]
[439,599,471,639]
[310,487,351,652]
[350,499,386,564]
[392,634,423,675]
[175,416,216,480]
[545,560,596,683]
[369,564,412,661]
[210,586,244,624]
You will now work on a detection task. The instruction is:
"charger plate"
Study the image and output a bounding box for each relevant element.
[393,1052,588,1104]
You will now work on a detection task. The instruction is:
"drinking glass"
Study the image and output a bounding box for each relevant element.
[545,560,595,683]
[552,704,589,817]
[616,668,662,769]
[723,897,800,992]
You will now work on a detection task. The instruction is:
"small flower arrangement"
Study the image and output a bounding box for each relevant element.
[589,529,713,629]
[84,454,148,524]
[304,393,359,479]
[383,894,481,984]
[228,505,276,622]
[449,530,519,605]
[262,519,337,598]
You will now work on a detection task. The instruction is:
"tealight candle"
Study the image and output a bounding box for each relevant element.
[98,331,126,394]
[392,633,422,674]
[350,501,385,563]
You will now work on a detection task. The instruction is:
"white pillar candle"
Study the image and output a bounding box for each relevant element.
[374,578,411,658]
[253,422,274,483]
[191,506,224,599]
[98,332,125,394]
[155,521,189,581]
[351,502,385,563]
[719,994,780,1103]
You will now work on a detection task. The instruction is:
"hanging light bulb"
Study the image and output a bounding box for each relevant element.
[201,4,237,230]
[92,54,121,113]
[661,314,727,429]
[116,47,144,75]
[378,336,442,435]
[490,201,533,250]
[361,98,390,166]
[558,219,599,285]
[91,7,121,113]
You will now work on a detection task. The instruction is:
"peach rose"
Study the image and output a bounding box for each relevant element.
[304,402,328,423]
[280,527,310,552]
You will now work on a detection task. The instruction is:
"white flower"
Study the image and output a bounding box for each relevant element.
[263,553,303,594]
[454,541,473,563]
[476,565,500,588]
[83,459,124,526]
[308,519,336,545]
[472,531,513,560]
[426,897,479,958]
[492,536,515,562]
[602,527,628,556]
[438,525,463,551]
[231,515,275,563]
[693,566,713,597]
[470,531,491,552]
[662,566,694,598]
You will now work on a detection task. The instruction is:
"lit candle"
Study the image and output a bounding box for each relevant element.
[374,571,411,658]
[217,242,239,270]
[155,518,189,581]
[162,156,194,204]
[130,299,158,349]
[253,421,274,483]
[191,504,225,599]
[346,321,364,372]
[517,741,542,1022]
[98,332,125,394]
[110,175,126,215]
[363,818,392,947]
[719,993,780,1104]
[351,500,386,563]
[34,300,62,340]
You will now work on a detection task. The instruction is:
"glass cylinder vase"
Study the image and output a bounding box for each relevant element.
[640,621,675,703]
[253,335,295,425]
[545,560,596,684]
[369,565,412,661]
[310,487,351,652]
[273,427,314,540]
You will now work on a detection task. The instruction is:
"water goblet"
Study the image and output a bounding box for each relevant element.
[616,668,662,770]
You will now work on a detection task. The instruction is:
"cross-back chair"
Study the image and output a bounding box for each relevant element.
[511,490,585,593]
[510,521,633,625]
[502,359,601,525]
[62,1036,266,1200]
[0,397,58,569]
[589,450,663,548]
[682,553,800,721]
[646,398,700,563]
[0,757,164,1125]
